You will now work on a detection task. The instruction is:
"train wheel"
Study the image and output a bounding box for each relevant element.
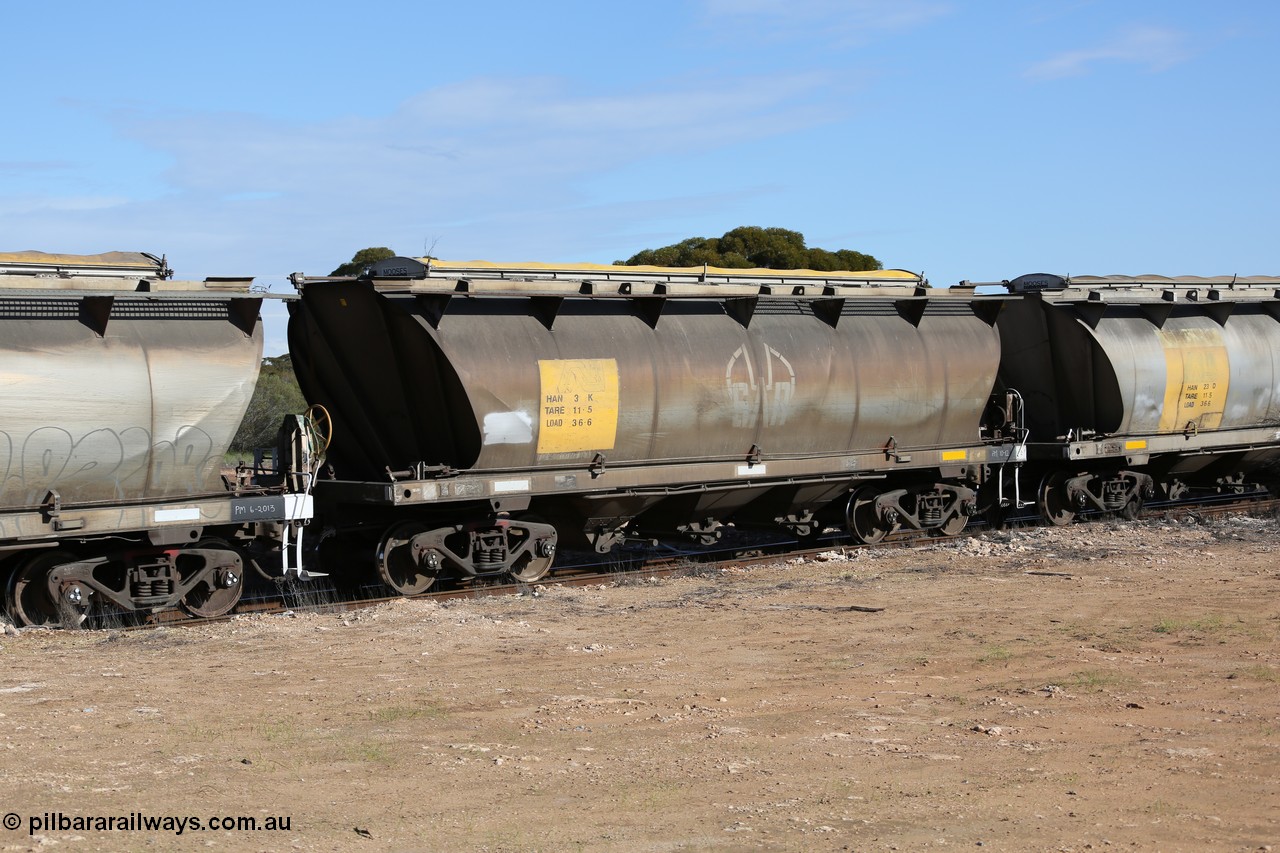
[375,521,439,595]
[509,550,554,583]
[936,512,969,537]
[508,516,556,583]
[180,539,245,619]
[1039,471,1076,526]
[846,488,890,545]
[1120,496,1143,521]
[5,551,90,628]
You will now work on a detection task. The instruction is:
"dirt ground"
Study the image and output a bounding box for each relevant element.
[0,512,1277,852]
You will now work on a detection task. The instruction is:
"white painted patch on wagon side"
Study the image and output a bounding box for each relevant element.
[154,507,201,523]
[483,411,534,445]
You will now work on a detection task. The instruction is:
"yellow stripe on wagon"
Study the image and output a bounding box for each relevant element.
[941,450,968,461]
[1124,440,1148,450]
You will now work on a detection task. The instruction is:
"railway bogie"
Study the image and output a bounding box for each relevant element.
[3,537,252,627]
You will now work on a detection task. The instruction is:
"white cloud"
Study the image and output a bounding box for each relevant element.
[1026,25,1192,80]
[173,75,826,218]
[0,72,841,289]
[131,73,834,201]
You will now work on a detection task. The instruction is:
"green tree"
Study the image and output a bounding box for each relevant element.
[330,247,396,277]
[230,354,307,453]
[615,226,880,271]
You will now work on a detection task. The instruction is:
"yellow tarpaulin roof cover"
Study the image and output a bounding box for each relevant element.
[0,251,162,271]
[416,258,922,283]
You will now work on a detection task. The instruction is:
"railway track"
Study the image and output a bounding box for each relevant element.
[61,489,1272,633]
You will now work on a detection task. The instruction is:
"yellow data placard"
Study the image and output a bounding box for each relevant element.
[1156,327,1229,432]
[536,358,619,454]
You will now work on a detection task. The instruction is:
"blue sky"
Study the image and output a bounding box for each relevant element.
[3,1,1277,354]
